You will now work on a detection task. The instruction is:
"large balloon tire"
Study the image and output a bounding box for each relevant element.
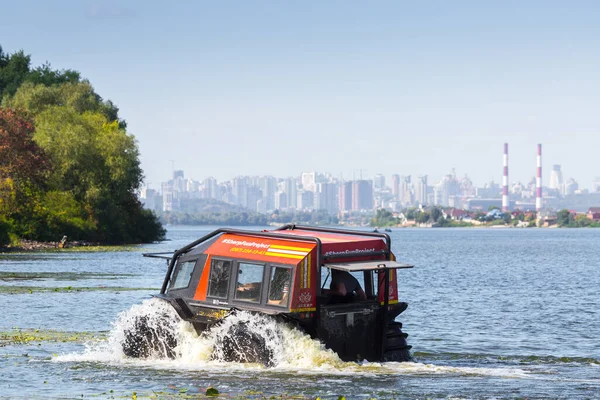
[212,320,282,367]
[383,321,413,362]
[383,346,413,362]
[122,314,178,359]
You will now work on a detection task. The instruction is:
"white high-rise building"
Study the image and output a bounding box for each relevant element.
[284,177,298,208]
[400,175,412,206]
[258,176,277,211]
[593,177,600,192]
[415,176,428,206]
[203,177,218,199]
[391,174,400,200]
[232,176,248,208]
[549,165,563,190]
[301,172,316,192]
[274,191,287,210]
[373,174,385,190]
[563,178,579,196]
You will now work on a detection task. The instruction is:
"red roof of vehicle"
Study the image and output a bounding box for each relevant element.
[271,229,388,261]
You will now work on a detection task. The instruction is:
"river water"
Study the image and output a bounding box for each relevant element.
[1,226,599,399]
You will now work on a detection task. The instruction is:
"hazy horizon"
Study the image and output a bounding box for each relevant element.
[2,1,599,189]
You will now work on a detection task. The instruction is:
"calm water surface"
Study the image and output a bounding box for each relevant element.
[1,226,599,399]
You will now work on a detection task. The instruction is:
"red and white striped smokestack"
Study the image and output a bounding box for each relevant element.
[502,143,509,211]
[536,144,542,211]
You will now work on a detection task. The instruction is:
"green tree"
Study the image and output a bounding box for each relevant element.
[430,207,442,223]
[557,209,574,227]
[0,46,81,100]
[416,211,430,223]
[5,81,124,128]
[1,55,163,243]
[0,108,50,239]
[404,208,417,220]
[574,214,591,227]
[473,211,486,221]
[27,62,80,87]
[0,47,31,100]
[32,108,160,243]
[372,208,396,227]
[0,218,10,246]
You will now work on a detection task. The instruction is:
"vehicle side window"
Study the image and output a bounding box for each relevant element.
[235,262,264,303]
[208,259,231,298]
[268,266,291,306]
[171,260,197,290]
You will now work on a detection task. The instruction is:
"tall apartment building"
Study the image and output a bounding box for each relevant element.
[274,191,287,210]
[400,175,412,206]
[351,180,373,211]
[297,190,315,210]
[338,181,353,212]
[232,176,248,208]
[563,178,579,195]
[284,177,298,208]
[246,186,263,212]
[301,172,316,192]
[373,174,385,190]
[391,174,400,200]
[258,175,277,211]
[316,182,338,213]
[415,175,428,206]
[594,177,600,192]
[161,181,173,212]
[434,173,460,207]
[549,165,563,191]
[203,177,218,199]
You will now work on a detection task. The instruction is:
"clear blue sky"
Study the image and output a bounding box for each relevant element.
[2,0,599,189]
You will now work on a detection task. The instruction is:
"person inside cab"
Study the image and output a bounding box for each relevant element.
[329,269,367,302]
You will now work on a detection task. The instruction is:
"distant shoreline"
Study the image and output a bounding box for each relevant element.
[3,224,596,253]
[0,240,138,253]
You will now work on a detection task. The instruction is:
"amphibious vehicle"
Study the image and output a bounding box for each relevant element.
[124,225,414,364]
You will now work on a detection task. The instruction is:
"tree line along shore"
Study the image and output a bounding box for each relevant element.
[0,45,165,248]
[155,205,600,229]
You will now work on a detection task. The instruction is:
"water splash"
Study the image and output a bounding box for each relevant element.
[55,298,341,369]
[54,299,530,378]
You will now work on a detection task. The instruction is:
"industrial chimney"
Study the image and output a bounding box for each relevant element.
[536,144,542,211]
[502,143,509,212]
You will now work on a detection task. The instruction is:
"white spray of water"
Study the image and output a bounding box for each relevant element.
[55,298,530,378]
[56,298,342,369]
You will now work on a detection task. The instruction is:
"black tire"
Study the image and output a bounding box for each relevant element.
[386,321,403,335]
[122,314,178,359]
[212,317,283,367]
[386,335,408,349]
[383,346,413,362]
[383,321,412,362]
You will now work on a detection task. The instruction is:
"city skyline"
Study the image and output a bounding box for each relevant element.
[2,2,599,189]
[149,158,596,193]
[141,159,599,217]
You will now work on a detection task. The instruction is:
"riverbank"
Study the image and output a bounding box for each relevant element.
[0,239,98,252]
[0,239,145,253]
